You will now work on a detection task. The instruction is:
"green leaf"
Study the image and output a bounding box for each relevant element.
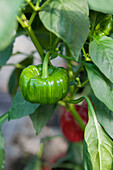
[91,94,113,139]
[39,0,89,58]
[30,104,56,135]
[0,113,8,170]
[89,36,113,83]
[35,25,56,51]
[8,90,39,120]
[8,56,33,97]
[82,140,93,170]
[0,42,14,67]
[17,15,57,51]
[51,143,82,169]
[67,143,83,165]
[85,64,113,111]
[33,15,57,51]
[87,0,113,14]
[24,155,41,170]
[0,130,5,170]
[0,0,24,50]
[84,97,113,170]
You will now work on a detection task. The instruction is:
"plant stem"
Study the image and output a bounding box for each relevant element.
[0,112,8,127]
[29,11,37,26]
[66,96,95,121]
[16,15,44,60]
[65,45,75,97]
[39,0,51,10]
[36,0,40,7]
[3,63,25,69]
[52,162,79,169]
[11,51,27,56]
[83,96,95,120]
[64,97,84,104]
[82,47,91,61]
[26,0,50,11]
[68,104,85,131]
[28,1,36,11]
[67,59,74,95]
[80,79,89,87]
[0,112,8,120]
[16,15,27,28]
[71,79,89,98]
[54,52,75,61]
[64,45,85,130]
[26,26,44,60]
[37,143,44,158]
[11,51,36,57]
[41,134,63,143]
[82,47,87,60]
[41,51,51,78]
[74,63,84,78]
[58,100,66,106]
[25,0,40,11]
[51,38,59,52]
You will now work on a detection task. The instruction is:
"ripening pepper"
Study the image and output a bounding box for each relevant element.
[60,100,89,142]
[19,52,69,104]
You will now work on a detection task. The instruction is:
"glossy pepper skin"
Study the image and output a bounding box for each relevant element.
[95,14,113,36]
[19,64,68,104]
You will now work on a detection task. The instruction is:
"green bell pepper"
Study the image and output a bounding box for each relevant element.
[95,14,113,36]
[19,52,69,104]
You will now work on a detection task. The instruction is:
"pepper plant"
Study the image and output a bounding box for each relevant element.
[0,0,113,170]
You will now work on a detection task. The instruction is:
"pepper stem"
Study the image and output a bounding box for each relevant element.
[41,51,51,79]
